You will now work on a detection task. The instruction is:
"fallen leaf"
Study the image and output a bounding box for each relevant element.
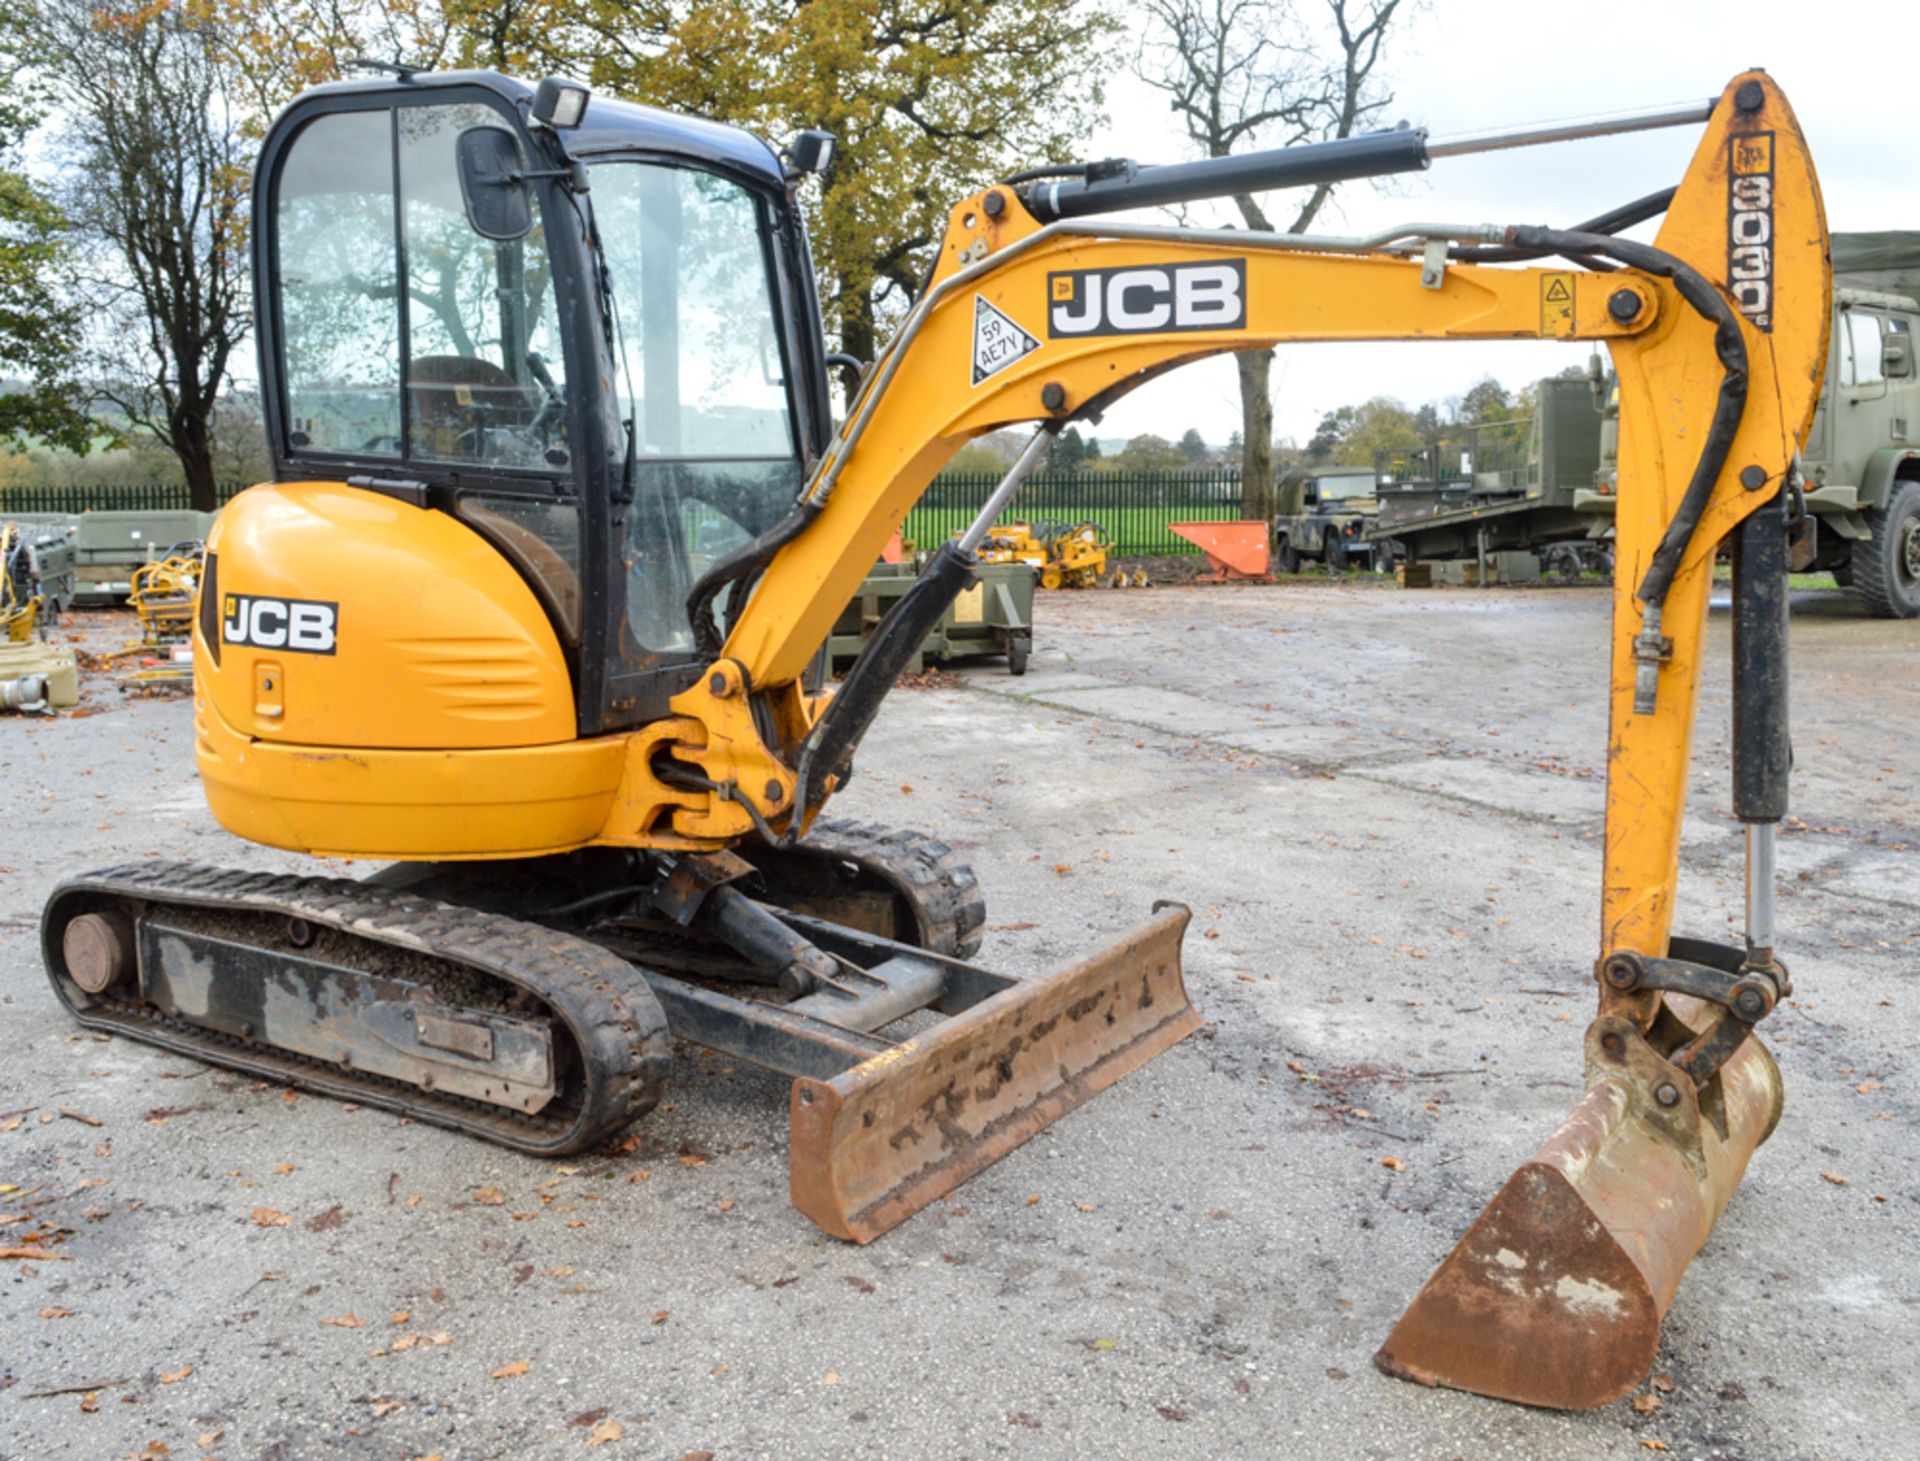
[1052,864,1072,875]
[823,1370,839,1386]
[2,1246,74,1261]
[159,1366,193,1384]
[370,1399,403,1417]
[587,1419,625,1446]
[717,1199,735,1212]
[1381,1156,1405,1172]
[1073,1201,1097,1213]
[651,1310,669,1325]
[491,1360,531,1380]
[568,1409,609,1428]
[321,1314,365,1328]
[430,1331,452,1346]
[1856,1080,1882,1095]
[306,1205,345,1232]
[677,1154,708,1168]
[250,1207,290,1228]
[391,1310,412,1324]
[472,1187,506,1205]
[1641,1442,1670,1453]
[197,1432,222,1447]
[1009,1412,1043,1429]
[1820,1171,1848,1186]
[844,1277,875,1294]
[1633,1394,1661,1413]
[1156,1405,1189,1422]
[899,784,913,795]
[138,1441,170,1457]
[1025,1195,1040,1207]
[547,1267,574,1278]
[1652,1373,1675,1393]
[1090,1338,1117,1352]
[38,1307,75,1319]
[79,1392,99,1413]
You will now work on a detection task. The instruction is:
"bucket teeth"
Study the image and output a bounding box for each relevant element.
[1376,1012,1782,1409]
[789,904,1197,1242]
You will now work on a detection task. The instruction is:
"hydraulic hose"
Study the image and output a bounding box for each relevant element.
[686,499,823,658]
[1492,225,1749,611]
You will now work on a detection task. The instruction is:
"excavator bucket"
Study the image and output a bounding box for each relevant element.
[1376,1008,1783,1409]
[789,904,1198,1241]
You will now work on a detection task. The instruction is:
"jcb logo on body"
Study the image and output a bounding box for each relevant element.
[222,594,338,654]
[1048,260,1247,337]
[1727,133,1774,333]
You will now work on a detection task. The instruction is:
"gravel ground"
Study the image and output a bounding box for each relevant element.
[0,583,1914,1461]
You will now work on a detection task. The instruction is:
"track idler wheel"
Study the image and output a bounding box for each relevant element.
[1375,1005,1782,1409]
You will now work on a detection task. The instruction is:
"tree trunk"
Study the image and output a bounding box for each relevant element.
[1235,348,1275,521]
[175,414,219,512]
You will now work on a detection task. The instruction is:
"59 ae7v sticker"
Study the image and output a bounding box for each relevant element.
[222,594,338,654]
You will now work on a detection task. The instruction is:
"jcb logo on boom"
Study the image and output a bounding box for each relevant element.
[222,594,338,655]
[1727,133,1775,333]
[1048,260,1247,337]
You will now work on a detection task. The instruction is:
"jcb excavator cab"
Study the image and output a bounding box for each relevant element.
[253,70,835,731]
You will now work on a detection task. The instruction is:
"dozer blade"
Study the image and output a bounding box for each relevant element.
[789,903,1198,1242]
[1375,1008,1782,1410]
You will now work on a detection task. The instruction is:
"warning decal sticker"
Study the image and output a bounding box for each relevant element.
[1539,272,1575,338]
[972,295,1041,385]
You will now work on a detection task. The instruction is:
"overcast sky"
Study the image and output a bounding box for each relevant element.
[1087,0,1911,447]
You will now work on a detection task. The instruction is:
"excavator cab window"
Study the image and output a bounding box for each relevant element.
[589,160,804,658]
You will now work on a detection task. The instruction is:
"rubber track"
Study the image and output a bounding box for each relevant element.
[42,862,671,1156]
[787,818,987,959]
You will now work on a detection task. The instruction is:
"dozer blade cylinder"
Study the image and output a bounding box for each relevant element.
[1375,1012,1782,1409]
[789,904,1198,1242]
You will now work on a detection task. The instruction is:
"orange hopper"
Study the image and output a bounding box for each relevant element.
[1167,521,1272,582]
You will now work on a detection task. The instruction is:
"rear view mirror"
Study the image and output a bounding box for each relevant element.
[456,125,534,241]
[1884,334,1913,380]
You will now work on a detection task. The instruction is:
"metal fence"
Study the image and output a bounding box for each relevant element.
[0,482,253,513]
[905,469,1246,556]
[1,468,1251,557]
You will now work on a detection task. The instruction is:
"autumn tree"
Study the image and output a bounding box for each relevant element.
[0,13,91,451]
[35,0,252,507]
[1137,0,1405,518]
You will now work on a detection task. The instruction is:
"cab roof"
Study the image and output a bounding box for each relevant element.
[279,69,787,189]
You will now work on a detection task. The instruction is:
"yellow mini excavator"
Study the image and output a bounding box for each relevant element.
[43,66,1827,1409]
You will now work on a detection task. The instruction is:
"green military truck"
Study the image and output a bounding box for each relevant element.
[1273,467,1385,572]
[1576,232,1920,618]
[1795,233,1920,616]
[1367,374,1613,581]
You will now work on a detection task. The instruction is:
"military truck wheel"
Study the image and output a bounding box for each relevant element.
[1374,541,1396,575]
[1326,536,1348,573]
[1277,540,1302,574]
[1852,479,1920,618]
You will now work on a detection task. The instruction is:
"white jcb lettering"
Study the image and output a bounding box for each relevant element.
[288,601,336,653]
[1105,270,1172,331]
[221,594,339,655]
[1048,260,1248,337]
[247,599,288,648]
[1175,264,1241,326]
